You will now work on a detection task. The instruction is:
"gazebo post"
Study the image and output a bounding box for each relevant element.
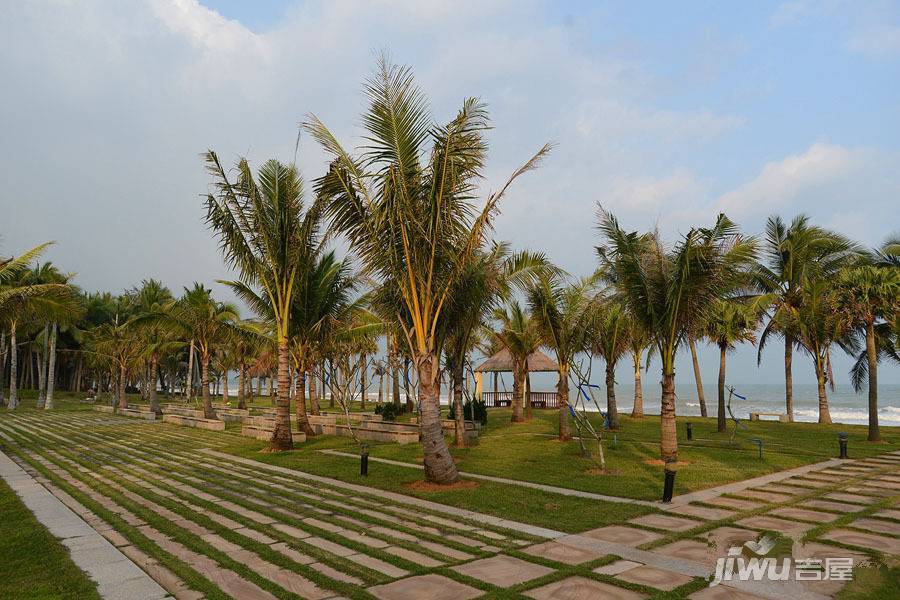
[474,371,483,401]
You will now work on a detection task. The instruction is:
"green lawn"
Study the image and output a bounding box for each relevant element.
[0,478,100,600]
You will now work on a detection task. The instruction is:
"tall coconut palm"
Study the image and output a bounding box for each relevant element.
[128,279,176,413]
[756,215,858,421]
[836,256,900,441]
[1,243,79,409]
[590,299,632,430]
[628,321,652,418]
[687,338,709,418]
[488,301,542,423]
[528,275,596,440]
[598,210,757,461]
[307,57,550,483]
[169,284,240,419]
[205,153,323,450]
[703,299,760,432]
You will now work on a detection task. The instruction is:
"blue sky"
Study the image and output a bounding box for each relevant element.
[1,0,898,386]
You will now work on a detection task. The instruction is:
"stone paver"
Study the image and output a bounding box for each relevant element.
[848,518,900,536]
[705,497,764,511]
[616,564,693,591]
[873,509,900,520]
[702,527,759,552]
[593,559,643,575]
[821,529,900,554]
[753,484,805,496]
[805,499,864,513]
[580,525,662,546]
[768,507,839,523]
[668,504,736,520]
[629,513,701,532]
[689,586,768,599]
[734,490,794,503]
[522,540,607,565]
[452,554,554,586]
[735,515,813,537]
[791,542,870,563]
[368,574,482,600]
[652,539,713,563]
[0,450,170,600]
[822,492,878,504]
[524,575,646,600]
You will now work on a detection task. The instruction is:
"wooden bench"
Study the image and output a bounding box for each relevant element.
[118,406,157,420]
[750,412,789,423]
[162,414,225,431]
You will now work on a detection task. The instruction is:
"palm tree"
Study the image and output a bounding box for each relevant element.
[598,210,757,461]
[628,321,652,418]
[687,338,709,418]
[489,302,541,423]
[590,298,632,430]
[128,279,176,414]
[836,254,900,441]
[307,56,550,483]
[528,275,596,440]
[793,281,859,424]
[1,243,79,409]
[205,153,322,450]
[169,284,240,419]
[703,299,760,432]
[756,215,858,421]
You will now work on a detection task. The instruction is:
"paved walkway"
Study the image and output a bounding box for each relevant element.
[0,449,170,600]
[0,410,898,600]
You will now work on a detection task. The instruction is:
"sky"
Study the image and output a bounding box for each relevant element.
[1,0,899,386]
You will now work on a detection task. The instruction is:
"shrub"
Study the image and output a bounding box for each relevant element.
[374,403,399,422]
[448,396,488,425]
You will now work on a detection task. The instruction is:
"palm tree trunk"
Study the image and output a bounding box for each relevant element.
[816,358,831,424]
[525,369,534,421]
[295,363,314,436]
[185,339,195,399]
[377,372,384,405]
[0,330,7,406]
[404,359,414,412]
[631,349,643,418]
[201,352,215,419]
[453,359,466,448]
[149,356,160,413]
[271,337,294,450]
[865,319,880,442]
[605,363,619,429]
[784,335,794,422]
[118,363,127,410]
[222,368,229,405]
[360,353,367,409]
[392,361,401,409]
[511,359,524,423]
[689,339,707,418]
[660,370,678,462]
[308,365,319,415]
[717,343,727,432]
[417,352,458,484]
[44,323,58,410]
[330,363,337,408]
[37,325,48,408]
[7,322,18,410]
[557,362,570,441]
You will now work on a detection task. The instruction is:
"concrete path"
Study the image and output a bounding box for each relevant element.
[0,449,170,600]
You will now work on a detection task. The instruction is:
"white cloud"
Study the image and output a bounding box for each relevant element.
[846,24,900,57]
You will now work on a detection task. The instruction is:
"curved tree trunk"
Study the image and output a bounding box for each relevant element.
[0,331,6,406]
[118,363,127,410]
[717,343,727,432]
[391,361,401,409]
[37,325,48,408]
[222,368,229,406]
[404,359,414,412]
[866,319,880,442]
[295,365,314,436]
[308,365,319,415]
[453,359,466,448]
[270,337,294,450]
[44,323,58,410]
[784,335,794,422]
[511,359,524,423]
[631,350,643,418]
[418,352,458,484]
[605,363,619,429]
[557,363,570,441]
[186,339,195,400]
[689,339,707,418]
[149,356,160,413]
[660,371,678,462]
[816,359,831,424]
[237,362,246,409]
[7,322,18,410]
[201,352,215,419]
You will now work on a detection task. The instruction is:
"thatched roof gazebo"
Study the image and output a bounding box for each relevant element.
[473,349,560,408]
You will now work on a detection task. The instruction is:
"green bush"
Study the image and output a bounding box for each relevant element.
[374,403,399,422]
[448,397,488,425]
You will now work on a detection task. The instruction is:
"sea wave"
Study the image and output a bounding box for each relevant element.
[792,406,900,425]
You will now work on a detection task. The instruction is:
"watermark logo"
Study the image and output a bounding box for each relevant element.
[710,534,854,587]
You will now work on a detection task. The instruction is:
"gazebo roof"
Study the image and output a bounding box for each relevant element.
[474,348,559,373]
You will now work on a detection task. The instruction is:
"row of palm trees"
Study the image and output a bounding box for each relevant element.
[3,58,898,485]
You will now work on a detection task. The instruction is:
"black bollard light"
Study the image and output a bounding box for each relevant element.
[686,422,693,441]
[838,433,849,459]
[662,459,677,503]
[360,443,370,476]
